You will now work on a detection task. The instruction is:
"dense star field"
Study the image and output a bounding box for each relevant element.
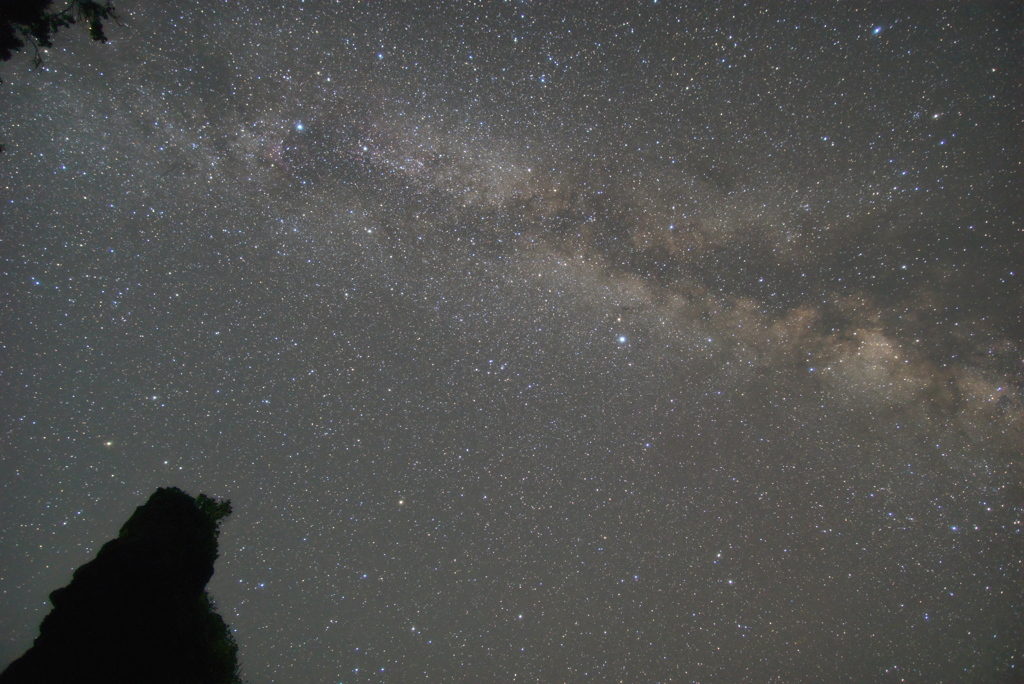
[1,1,1021,681]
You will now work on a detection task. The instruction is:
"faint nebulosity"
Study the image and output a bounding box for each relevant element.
[1,1,1021,682]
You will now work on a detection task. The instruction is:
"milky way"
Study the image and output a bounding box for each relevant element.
[2,2,1021,682]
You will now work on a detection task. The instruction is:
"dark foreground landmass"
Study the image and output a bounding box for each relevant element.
[1,487,241,684]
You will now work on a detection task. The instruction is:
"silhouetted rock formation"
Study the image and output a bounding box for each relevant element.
[1,487,241,684]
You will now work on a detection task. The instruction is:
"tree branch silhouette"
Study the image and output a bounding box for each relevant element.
[1,0,119,66]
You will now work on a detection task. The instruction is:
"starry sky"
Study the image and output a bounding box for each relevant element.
[1,1,1022,681]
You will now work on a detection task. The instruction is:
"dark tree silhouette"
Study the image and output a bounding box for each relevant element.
[0,0,119,152]
[0,487,242,684]
[0,0,118,65]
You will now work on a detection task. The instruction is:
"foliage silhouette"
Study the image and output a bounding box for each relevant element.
[0,0,118,65]
[0,487,242,684]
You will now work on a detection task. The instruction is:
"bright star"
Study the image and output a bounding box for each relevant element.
[618,335,627,344]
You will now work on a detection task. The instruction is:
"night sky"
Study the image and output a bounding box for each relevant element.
[2,1,1022,682]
